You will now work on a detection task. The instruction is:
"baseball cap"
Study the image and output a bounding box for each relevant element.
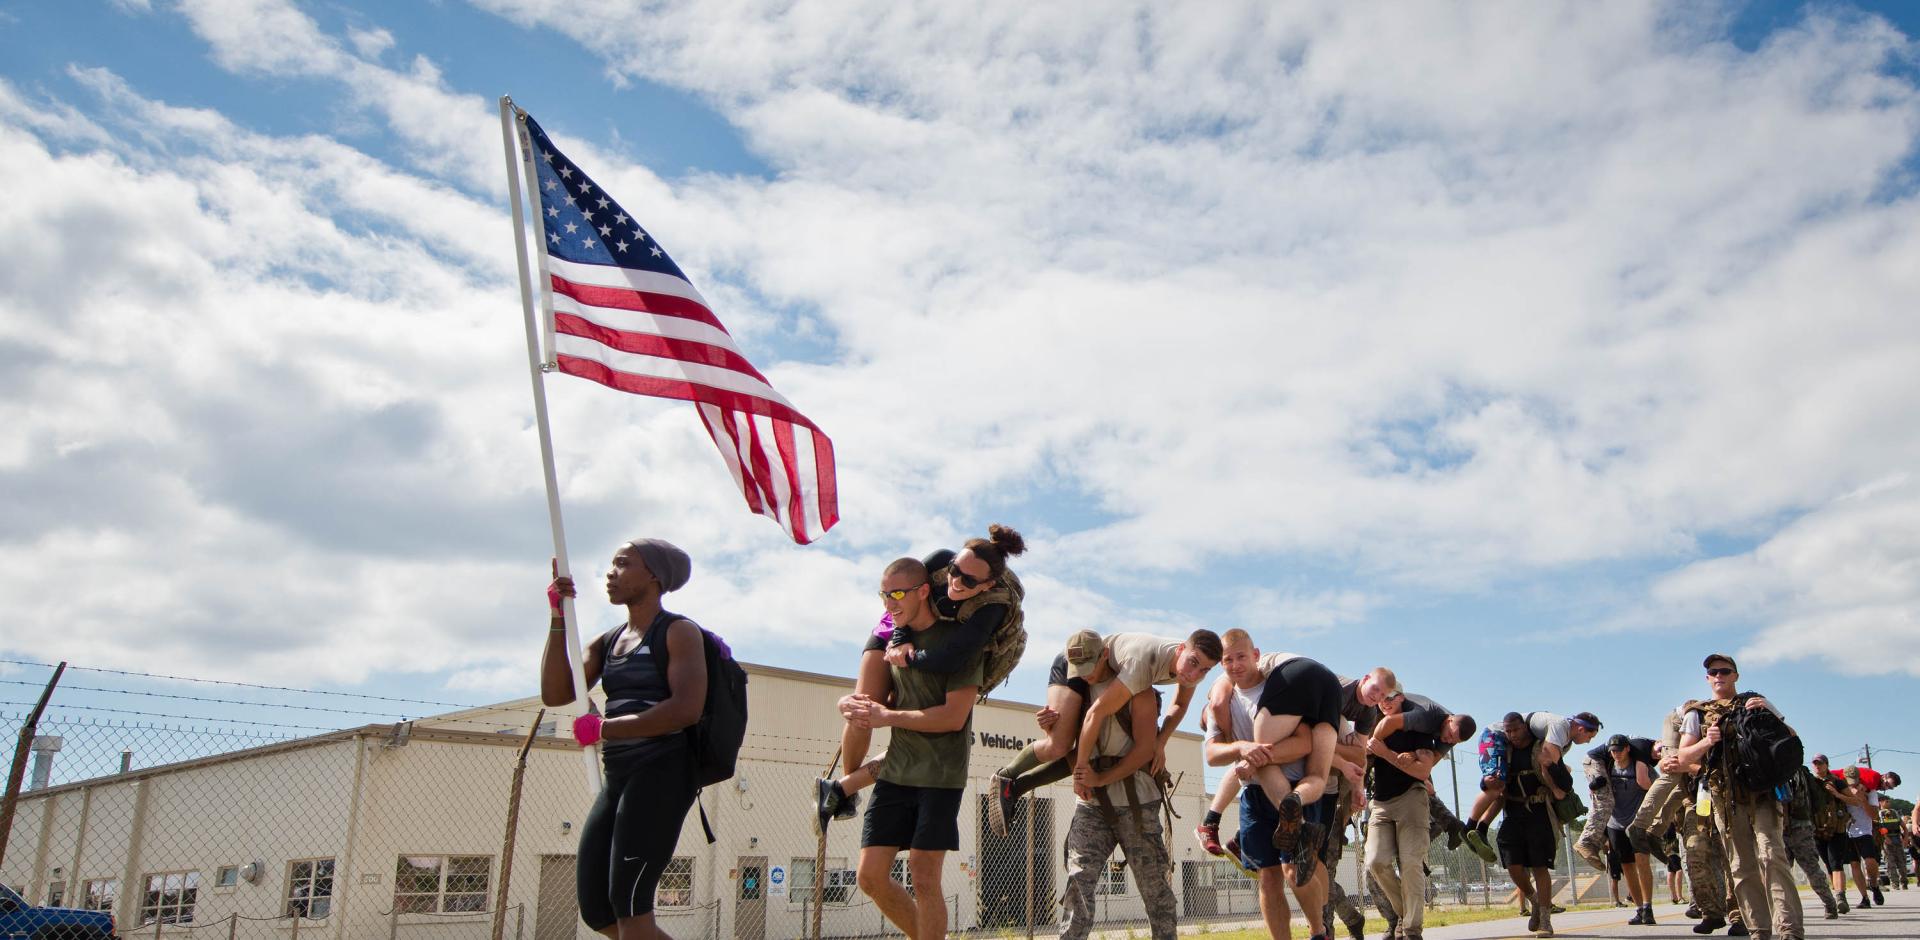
[1812,753,1829,764]
[1607,734,1631,749]
[1063,629,1105,679]
[1702,653,1737,670]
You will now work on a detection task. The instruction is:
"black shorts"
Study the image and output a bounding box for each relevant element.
[862,780,963,852]
[1607,827,1637,871]
[1046,652,1091,701]
[1666,851,1683,873]
[1851,834,1878,861]
[1820,834,1859,872]
[1498,802,1559,869]
[1256,657,1342,727]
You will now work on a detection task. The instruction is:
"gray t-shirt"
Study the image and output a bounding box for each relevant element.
[1608,760,1649,829]
[1082,678,1163,806]
[1105,633,1183,695]
[1527,712,1573,749]
[1206,674,1305,782]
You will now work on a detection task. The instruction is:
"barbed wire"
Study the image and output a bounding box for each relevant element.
[0,657,496,710]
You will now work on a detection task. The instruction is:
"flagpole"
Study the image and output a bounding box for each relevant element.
[499,94,602,796]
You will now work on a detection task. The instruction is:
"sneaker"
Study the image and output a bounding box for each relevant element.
[1271,791,1304,853]
[834,790,860,820]
[986,773,1017,838]
[1642,905,1656,925]
[1685,905,1702,919]
[1823,906,1837,920]
[1194,821,1225,856]
[1535,916,1554,938]
[1446,826,1464,850]
[1464,829,1498,863]
[1872,886,1884,905]
[1224,835,1254,873]
[813,778,841,836]
[1693,915,1727,934]
[1858,895,1872,909]
[1291,821,1327,886]
[1527,910,1541,933]
[1574,838,1607,872]
[1727,921,1748,936]
[1551,904,1566,915]
[1836,897,1849,913]
[1628,907,1647,925]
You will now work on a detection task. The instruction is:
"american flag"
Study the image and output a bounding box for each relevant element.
[519,111,839,544]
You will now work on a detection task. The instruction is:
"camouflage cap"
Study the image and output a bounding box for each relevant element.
[1063,629,1105,679]
[1702,653,1737,671]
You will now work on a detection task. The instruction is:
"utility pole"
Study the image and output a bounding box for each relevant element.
[1863,743,1873,769]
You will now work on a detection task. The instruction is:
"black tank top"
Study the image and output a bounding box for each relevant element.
[597,611,686,765]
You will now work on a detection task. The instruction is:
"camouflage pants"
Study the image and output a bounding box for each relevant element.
[1578,755,1615,866]
[1060,801,1177,940]
[1322,786,1367,937]
[1681,806,1732,919]
[1783,823,1836,913]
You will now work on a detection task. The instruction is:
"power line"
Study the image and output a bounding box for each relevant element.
[0,658,499,711]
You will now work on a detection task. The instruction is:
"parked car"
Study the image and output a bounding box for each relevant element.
[0,883,115,938]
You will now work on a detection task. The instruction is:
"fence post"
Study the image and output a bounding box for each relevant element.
[290,910,301,940]
[493,710,545,940]
[812,751,838,940]
[1024,798,1035,940]
[389,906,400,940]
[515,903,525,940]
[0,661,66,869]
[227,912,237,940]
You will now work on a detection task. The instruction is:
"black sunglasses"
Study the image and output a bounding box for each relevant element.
[1706,667,1734,677]
[951,567,988,589]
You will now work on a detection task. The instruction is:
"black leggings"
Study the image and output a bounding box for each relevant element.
[578,748,698,928]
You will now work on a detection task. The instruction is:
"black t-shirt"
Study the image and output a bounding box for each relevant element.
[1369,727,1442,802]
[1395,692,1452,738]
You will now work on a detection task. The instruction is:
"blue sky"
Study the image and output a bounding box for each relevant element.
[2,0,1918,794]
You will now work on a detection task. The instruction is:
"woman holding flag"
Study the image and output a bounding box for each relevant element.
[543,539,707,939]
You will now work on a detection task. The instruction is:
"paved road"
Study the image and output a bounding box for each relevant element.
[1415,889,1919,940]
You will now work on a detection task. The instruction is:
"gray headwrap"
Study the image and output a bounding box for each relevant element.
[627,538,691,592]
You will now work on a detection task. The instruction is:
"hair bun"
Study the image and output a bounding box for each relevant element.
[987,523,1027,557]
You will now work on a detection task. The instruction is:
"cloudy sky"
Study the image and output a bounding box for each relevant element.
[2,0,1917,786]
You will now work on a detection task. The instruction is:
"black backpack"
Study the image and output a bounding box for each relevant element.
[645,610,750,841]
[1718,693,1802,794]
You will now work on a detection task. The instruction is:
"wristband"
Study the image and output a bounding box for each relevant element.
[547,582,563,610]
[571,713,603,748]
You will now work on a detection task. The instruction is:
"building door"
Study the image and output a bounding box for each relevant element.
[976,795,1053,929]
[734,856,767,940]
[534,855,579,940]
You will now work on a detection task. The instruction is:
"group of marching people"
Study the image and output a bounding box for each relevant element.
[536,531,1910,940]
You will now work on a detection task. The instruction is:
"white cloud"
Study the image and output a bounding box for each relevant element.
[1651,476,1920,676]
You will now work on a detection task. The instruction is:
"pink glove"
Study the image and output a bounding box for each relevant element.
[548,582,562,611]
[571,713,603,747]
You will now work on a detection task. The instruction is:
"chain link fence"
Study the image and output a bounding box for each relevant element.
[0,661,1645,939]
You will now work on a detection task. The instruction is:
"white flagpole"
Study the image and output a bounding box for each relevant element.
[499,95,603,796]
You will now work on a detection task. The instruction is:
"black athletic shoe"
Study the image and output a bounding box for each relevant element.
[1446,826,1464,850]
[1527,910,1541,933]
[1641,905,1656,925]
[1726,921,1748,936]
[986,773,1017,838]
[1685,905,1702,919]
[1692,915,1726,934]
[1291,820,1326,886]
[814,777,841,836]
[1858,894,1872,909]
[834,790,860,820]
[1271,791,1305,852]
[1873,886,1884,905]
[1628,908,1647,925]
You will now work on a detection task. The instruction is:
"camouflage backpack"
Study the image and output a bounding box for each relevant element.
[931,564,1026,697]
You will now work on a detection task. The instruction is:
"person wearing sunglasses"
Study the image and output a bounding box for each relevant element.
[1669,654,1800,940]
[817,525,1028,832]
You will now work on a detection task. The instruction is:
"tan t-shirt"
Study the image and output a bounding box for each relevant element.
[1083,678,1164,806]
[1104,633,1183,694]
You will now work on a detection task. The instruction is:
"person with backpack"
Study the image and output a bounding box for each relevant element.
[837,549,993,940]
[1668,653,1802,940]
[543,539,717,939]
[817,527,1026,831]
[1824,763,1885,908]
[1782,761,1842,919]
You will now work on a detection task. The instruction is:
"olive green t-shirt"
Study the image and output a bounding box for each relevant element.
[1104,632,1183,695]
[878,618,984,789]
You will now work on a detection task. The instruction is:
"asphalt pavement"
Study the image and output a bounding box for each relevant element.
[1413,889,1919,940]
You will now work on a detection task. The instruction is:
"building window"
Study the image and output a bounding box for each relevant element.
[46,880,64,907]
[654,857,694,908]
[394,855,490,914]
[790,858,853,905]
[84,878,117,912]
[140,870,200,925]
[287,859,335,919]
[1097,861,1127,895]
[215,866,239,888]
